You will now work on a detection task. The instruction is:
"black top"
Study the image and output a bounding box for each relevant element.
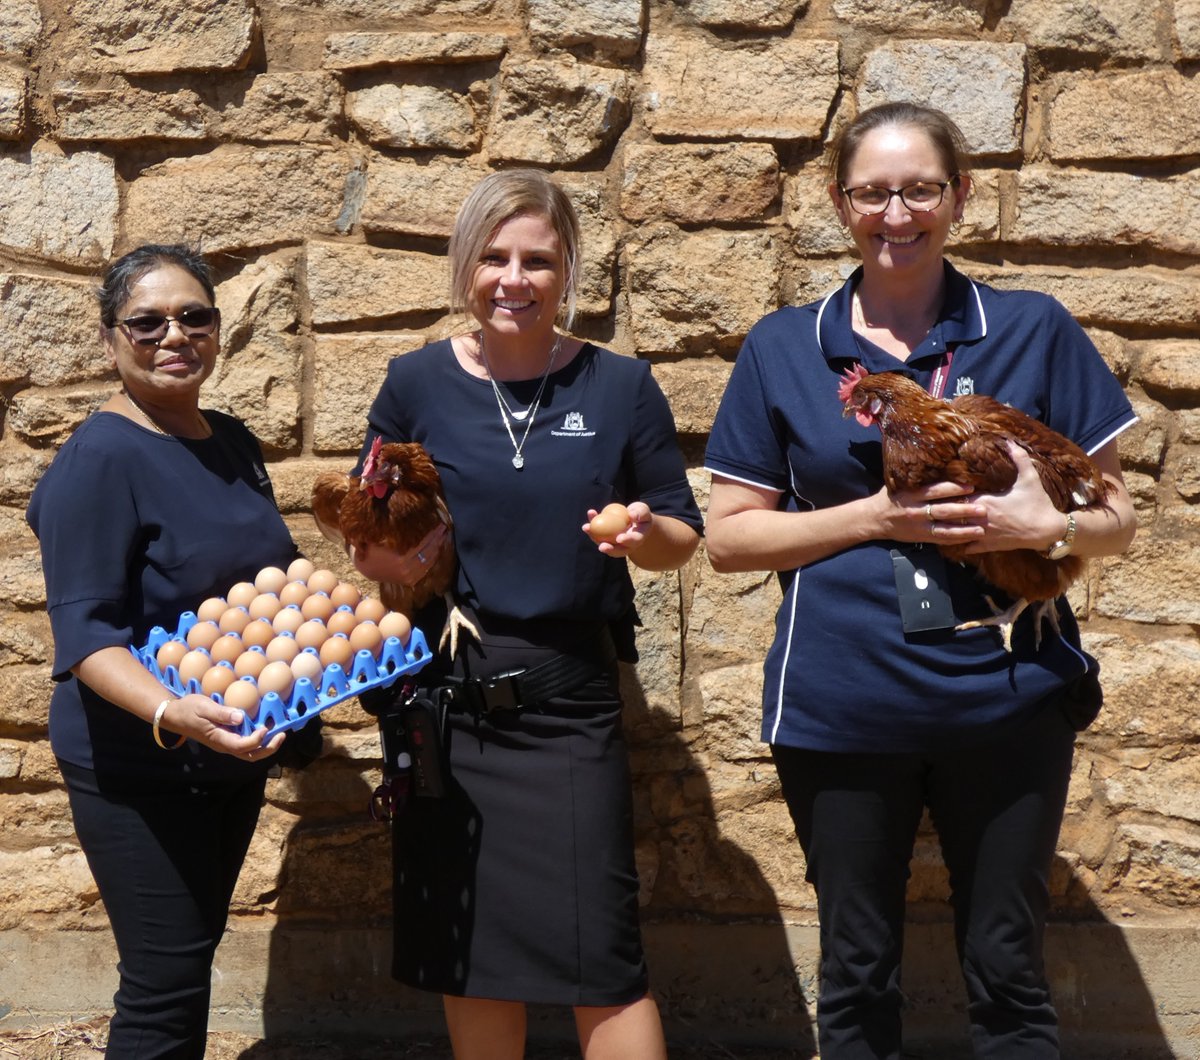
[363,340,703,658]
[26,409,297,787]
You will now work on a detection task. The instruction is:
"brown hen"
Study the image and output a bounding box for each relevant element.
[837,365,1114,649]
[311,438,477,655]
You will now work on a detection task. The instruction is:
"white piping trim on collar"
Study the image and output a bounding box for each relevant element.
[814,289,837,355]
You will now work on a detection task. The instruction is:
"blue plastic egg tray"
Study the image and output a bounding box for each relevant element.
[131,610,432,742]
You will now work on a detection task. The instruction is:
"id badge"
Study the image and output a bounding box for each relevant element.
[890,545,957,633]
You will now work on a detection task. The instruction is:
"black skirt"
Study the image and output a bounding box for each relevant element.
[390,636,649,1006]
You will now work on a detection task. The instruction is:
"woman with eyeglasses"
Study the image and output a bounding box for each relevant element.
[27,243,301,1058]
[705,103,1136,1058]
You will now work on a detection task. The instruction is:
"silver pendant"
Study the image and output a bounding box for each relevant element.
[512,453,524,470]
[510,409,529,422]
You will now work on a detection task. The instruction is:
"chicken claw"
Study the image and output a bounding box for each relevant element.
[440,597,480,657]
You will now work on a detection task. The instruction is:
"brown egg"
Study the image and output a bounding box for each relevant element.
[156,639,189,673]
[300,592,336,623]
[291,650,323,685]
[379,611,412,646]
[279,581,309,608]
[196,597,227,623]
[255,566,289,596]
[186,620,221,651]
[295,619,329,652]
[287,557,316,584]
[307,568,339,596]
[257,660,295,700]
[319,634,354,671]
[242,618,275,650]
[210,633,244,667]
[586,502,632,544]
[224,678,260,718]
[178,648,212,685]
[201,663,238,698]
[248,593,282,622]
[272,606,305,635]
[235,649,268,680]
[226,581,258,609]
[355,596,387,624]
[330,582,361,611]
[265,634,300,664]
[327,609,359,638]
[349,621,383,659]
[218,606,252,635]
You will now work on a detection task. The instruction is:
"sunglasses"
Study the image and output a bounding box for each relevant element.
[115,307,221,345]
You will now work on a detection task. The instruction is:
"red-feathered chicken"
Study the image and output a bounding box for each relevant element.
[311,438,477,655]
[837,364,1114,649]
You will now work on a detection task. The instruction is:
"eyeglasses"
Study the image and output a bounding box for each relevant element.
[114,308,221,345]
[839,177,959,216]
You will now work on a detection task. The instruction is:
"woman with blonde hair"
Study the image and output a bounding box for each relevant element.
[354,169,702,1058]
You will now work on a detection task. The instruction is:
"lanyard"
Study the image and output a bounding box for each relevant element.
[928,348,955,399]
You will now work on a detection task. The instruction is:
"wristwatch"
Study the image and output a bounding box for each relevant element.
[1045,512,1077,561]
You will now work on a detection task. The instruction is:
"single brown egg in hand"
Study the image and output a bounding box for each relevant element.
[201,663,238,698]
[257,660,295,701]
[156,639,188,673]
[186,620,221,651]
[286,557,315,584]
[224,678,260,718]
[196,597,227,624]
[255,566,288,596]
[586,502,633,544]
[378,611,412,647]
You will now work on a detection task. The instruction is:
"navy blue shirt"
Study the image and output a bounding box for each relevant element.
[705,263,1137,753]
[364,340,702,654]
[27,410,297,786]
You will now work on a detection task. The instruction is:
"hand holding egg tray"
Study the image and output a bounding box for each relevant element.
[131,564,433,745]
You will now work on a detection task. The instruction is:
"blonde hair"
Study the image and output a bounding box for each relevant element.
[448,170,582,330]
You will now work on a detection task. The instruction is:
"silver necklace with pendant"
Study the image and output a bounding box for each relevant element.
[478,332,561,470]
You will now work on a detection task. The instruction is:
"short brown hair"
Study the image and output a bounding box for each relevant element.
[448,169,582,330]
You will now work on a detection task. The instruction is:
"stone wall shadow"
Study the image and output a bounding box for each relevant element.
[238,737,446,1057]
[901,845,1174,1059]
[617,663,817,1058]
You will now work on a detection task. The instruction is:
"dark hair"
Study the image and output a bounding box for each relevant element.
[448,169,582,330]
[827,102,972,187]
[97,244,216,327]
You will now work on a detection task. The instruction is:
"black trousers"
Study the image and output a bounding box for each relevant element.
[59,760,266,1059]
[772,699,1075,1060]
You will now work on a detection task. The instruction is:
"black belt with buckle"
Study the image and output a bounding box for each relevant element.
[439,634,617,715]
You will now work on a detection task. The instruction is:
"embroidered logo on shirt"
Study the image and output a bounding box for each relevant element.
[551,411,595,438]
[953,376,975,397]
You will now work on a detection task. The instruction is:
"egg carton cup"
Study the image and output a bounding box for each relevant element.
[132,611,432,743]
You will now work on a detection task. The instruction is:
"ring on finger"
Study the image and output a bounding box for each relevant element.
[925,503,934,522]
[417,551,426,564]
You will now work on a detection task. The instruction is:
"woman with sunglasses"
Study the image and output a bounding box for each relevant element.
[705,103,1136,1057]
[27,244,301,1058]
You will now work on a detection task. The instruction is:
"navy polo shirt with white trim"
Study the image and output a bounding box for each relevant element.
[705,262,1137,753]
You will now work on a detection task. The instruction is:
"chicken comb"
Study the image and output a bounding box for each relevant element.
[359,437,397,499]
[837,362,870,403]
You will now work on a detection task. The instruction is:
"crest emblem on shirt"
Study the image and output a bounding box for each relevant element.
[953,377,975,397]
[563,412,586,431]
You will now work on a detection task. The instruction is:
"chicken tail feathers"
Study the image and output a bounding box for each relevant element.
[311,471,351,547]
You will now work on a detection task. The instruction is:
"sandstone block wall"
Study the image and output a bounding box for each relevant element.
[2,0,1198,1050]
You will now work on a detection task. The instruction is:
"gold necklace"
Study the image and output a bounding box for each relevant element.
[122,389,209,438]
